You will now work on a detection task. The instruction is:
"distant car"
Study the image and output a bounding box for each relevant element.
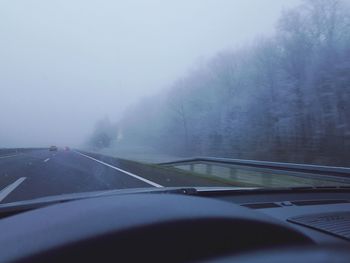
[49,146,58,151]
[64,146,70,151]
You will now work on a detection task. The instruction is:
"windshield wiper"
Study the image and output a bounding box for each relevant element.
[0,187,200,218]
[1,186,350,219]
[193,186,350,196]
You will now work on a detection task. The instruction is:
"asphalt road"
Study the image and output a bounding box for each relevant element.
[0,149,229,204]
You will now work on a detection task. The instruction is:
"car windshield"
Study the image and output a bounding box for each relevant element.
[1,0,350,204]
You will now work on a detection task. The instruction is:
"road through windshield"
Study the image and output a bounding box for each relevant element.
[1,0,350,203]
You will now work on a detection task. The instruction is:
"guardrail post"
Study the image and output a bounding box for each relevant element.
[230,168,237,180]
[262,174,272,186]
[190,164,194,172]
[206,164,212,175]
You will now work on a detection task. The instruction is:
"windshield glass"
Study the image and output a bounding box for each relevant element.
[1,0,350,203]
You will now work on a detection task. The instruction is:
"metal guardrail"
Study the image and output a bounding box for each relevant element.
[0,148,46,156]
[0,148,24,156]
[160,157,350,180]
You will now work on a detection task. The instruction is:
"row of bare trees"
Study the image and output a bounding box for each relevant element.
[91,0,350,165]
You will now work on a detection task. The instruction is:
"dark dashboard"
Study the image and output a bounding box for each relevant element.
[0,188,349,262]
[214,189,350,245]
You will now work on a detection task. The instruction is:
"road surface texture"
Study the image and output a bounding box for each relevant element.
[0,149,230,204]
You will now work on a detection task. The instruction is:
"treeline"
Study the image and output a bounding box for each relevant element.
[89,0,350,166]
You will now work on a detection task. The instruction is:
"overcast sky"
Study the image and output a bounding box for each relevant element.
[0,0,301,147]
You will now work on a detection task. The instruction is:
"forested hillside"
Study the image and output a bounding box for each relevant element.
[89,0,350,165]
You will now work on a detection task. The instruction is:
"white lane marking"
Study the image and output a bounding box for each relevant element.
[44,158,50,162]
[0,154,18,159]
[0,177,26,202]
[75,151,163,188]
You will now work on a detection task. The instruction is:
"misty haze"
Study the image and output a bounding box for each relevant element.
[1,0,350,203]
[0,0,301,148]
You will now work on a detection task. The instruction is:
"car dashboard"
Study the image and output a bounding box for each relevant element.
[213,189,350,245]
[0,188,349,262]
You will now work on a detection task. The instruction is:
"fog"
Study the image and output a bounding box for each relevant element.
[0,0,301,147]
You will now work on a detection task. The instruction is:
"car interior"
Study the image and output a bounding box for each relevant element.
[0,187,349,262]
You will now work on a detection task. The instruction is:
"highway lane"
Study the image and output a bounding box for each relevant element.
[0,149,229,203]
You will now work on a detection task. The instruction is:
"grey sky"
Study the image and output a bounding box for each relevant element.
[0,0,301,147]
